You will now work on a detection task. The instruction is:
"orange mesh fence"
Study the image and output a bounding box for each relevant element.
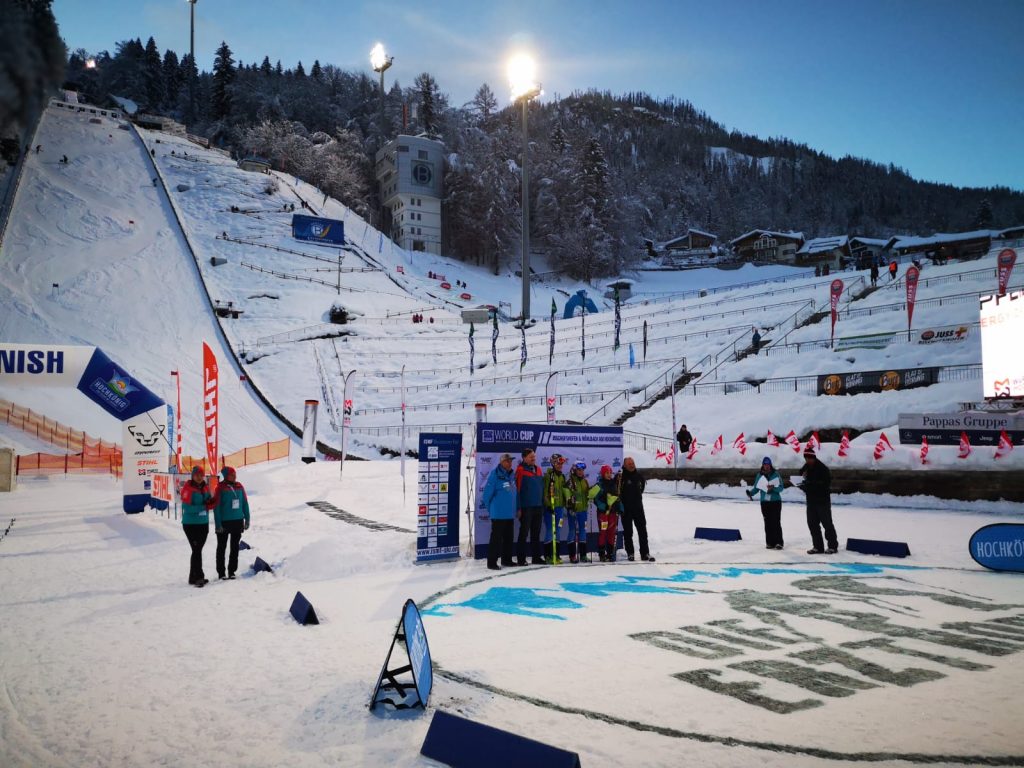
[1,398,121,457]
[180,438,291,474]
[16,452,123,478]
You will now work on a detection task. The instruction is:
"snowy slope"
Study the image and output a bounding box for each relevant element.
[0,106,289,452]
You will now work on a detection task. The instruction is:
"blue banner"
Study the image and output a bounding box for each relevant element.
[291,213,345,246]
[75,347,164,420]
[416,433,462,563]
[970,524,1024,573]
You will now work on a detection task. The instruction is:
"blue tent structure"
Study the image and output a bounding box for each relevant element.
[563,290,599,319]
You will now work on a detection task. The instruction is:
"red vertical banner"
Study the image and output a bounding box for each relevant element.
[997,248,1017,295]
[829,279,844,346]
[905,265,920,331]
[202,342,219,476]
[171,370,183,472]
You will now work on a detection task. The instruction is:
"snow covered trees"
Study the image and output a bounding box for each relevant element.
[210,41,235,122]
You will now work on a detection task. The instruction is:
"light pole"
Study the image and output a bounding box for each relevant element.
[187,0,198,128]
[370,43,393,142]
[508,54,541,324]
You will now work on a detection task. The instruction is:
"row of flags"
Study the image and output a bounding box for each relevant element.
[653,428,1016,464]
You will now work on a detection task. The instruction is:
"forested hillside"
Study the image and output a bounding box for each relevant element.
[61,37,1024,277]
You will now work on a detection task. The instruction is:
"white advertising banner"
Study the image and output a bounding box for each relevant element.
[980,290,1024,398]
[123,404,169,500]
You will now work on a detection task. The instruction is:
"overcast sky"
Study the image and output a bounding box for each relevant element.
[53,0,1024,192]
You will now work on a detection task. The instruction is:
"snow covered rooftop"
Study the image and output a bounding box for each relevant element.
[797,235,849,255]
[730,229,805,245]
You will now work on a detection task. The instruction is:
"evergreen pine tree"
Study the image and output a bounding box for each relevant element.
[414,72,440,136]
[162,49,181,109]
[260,56,272,77]
[310,59,323,81]
[142,37,164,111]
[210,41,235,121]
[295,61,306,78]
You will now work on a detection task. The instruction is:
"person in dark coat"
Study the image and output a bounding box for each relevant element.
[619,457,654,561]
[180,466,213,587]
[795,449,837,554]
[515,448,545,565]
[746,456,784,549]
[870,261,879,287]
[482,453,518,570]
[676,424,693,454]
[210,466,251,579]
[751,327,762,354]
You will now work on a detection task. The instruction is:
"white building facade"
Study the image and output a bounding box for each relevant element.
[375,135,444,255]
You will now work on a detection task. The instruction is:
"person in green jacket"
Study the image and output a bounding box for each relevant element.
[542,453,568,564]
[180,466,213,587]
[566,461,591,563]
[211,466,250,579]
[746,456,785,549]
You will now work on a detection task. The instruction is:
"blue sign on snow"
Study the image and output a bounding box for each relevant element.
[291,213,345,246]
[416,433,462,563]
[969,524,1024,573]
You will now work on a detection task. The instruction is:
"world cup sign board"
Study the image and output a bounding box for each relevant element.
[980,290,1024,399]
[473,423,623,559]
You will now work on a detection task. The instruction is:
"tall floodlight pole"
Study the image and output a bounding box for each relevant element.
[187,0,198,128]
[370,43,394,142]
[508,54,541,324]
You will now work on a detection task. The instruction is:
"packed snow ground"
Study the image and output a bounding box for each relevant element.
[1,102,1023,768]
[2,464,1023,768]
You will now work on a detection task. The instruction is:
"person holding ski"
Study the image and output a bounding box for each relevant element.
[210,466,250,579]
[746,456,785,550]
[542,453,568,564]
[180,466,213,587]
[515,449,545,565]
[619,457,654,561]
[589,465,623,562]
[566,461,591,563]
[482,453,518,570]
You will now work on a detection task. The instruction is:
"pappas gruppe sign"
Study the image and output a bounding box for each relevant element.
[817,367,939,396]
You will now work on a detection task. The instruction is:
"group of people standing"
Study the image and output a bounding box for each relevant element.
[180,466,251,587]
[482,449,654,571]
[746,449,838,554]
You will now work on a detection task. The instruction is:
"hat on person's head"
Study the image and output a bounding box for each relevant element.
[600,464,613,475]
[804,448,816,458]
[550,453,564,463]
[191,465,204,475]
[573,460,587,470]
[220,466,236,480]
[521,448,534,458]
[499,453,514,462]
[761,456,773,466]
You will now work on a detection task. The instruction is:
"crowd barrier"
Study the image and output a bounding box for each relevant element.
[179,438,291,474]
[1,399,121,457]
[16,452,122,478]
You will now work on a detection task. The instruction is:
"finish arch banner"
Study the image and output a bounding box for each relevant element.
[0,343,167,513]
[473,422,623,559]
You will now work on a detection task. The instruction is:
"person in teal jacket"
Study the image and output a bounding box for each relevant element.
[180,466,213,587]
[481,453,518,570]
[746,456,785,549]
[211,466,250,579]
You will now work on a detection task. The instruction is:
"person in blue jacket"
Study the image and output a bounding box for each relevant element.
[180,466,213,587]
[211,466,250,579]
[746,456,784,549]
[482,453,518,570]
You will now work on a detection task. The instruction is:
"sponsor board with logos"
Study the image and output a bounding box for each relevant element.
[818,366,939,396]
[474,422,623,560]
[898,411,1024,446]
[416,433,462,563]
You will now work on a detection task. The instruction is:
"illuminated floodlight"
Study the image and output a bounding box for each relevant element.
[508,53,541,102]
[370,43,393,73]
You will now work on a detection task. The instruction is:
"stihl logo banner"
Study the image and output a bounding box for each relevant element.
[203,342,218,474]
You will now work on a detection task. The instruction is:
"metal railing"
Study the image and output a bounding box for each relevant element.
[765,321,981,356]
[683,362,981,397]
[582,357,689,423]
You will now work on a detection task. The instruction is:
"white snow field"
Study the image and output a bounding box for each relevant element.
[1,102,1022,768]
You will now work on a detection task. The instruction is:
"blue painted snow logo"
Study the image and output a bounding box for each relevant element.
[423,563,924,620]
[311,223,332,239]
[89,369,138,412]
